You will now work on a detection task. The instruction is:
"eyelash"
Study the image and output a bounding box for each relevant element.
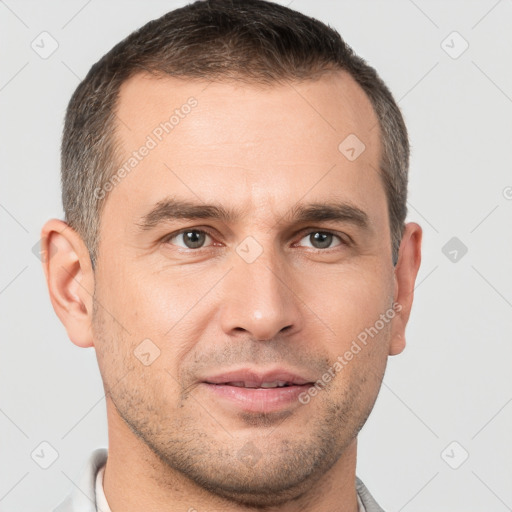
[162,227,350,252]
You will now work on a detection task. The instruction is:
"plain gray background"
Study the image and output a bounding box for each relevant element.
[1,0,511,510]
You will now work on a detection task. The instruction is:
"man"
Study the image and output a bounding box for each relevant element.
[41,0,422,510]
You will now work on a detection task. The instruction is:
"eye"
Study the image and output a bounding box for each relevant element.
[296,230,347,250]
[164,229,214,250]
[162,228,349,252]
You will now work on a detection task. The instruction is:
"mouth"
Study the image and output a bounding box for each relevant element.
[200,368,315,414]
[214,380,299,388]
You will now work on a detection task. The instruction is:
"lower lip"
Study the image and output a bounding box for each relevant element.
[201,383,312,413]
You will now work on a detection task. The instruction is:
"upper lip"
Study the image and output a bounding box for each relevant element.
[202,368,314,387]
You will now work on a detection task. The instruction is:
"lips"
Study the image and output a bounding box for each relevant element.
[224,380,292,388]
[203,369,313,387]
[200,368,315,414]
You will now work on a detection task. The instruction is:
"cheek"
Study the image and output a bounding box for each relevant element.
[92,299,185,414]
[98,263,214,372]
[96,242,394,356]
[97,261,176,332]
[301,262,394,343]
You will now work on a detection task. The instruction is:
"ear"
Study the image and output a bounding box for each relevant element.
[40,219,95,348]
[389,222,422,356]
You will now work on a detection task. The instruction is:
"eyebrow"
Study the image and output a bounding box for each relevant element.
[136,196,371,232]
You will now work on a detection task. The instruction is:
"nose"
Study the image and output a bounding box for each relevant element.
[218,242,304,342]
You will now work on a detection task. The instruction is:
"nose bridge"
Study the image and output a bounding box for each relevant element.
[219,234,302,341]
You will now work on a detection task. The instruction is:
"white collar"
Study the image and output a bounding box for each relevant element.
[95,463,111,512]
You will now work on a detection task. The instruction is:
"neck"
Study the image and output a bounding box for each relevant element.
[103,402,360,512]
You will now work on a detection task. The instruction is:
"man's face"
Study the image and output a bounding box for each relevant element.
[93,71,398,504]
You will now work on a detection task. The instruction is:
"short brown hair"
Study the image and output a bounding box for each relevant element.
[62,0,409,268]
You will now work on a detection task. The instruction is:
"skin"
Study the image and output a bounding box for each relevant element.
[42,70,422,512]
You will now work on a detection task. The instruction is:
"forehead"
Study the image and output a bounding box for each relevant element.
[115,70,380,148]
[103,70,384,231]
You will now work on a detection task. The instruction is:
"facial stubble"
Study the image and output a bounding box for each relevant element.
[92,296,389,508]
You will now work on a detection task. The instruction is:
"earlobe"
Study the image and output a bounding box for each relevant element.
[389,222,422,356]
[40,219,95,348]
[389,332,404,356]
